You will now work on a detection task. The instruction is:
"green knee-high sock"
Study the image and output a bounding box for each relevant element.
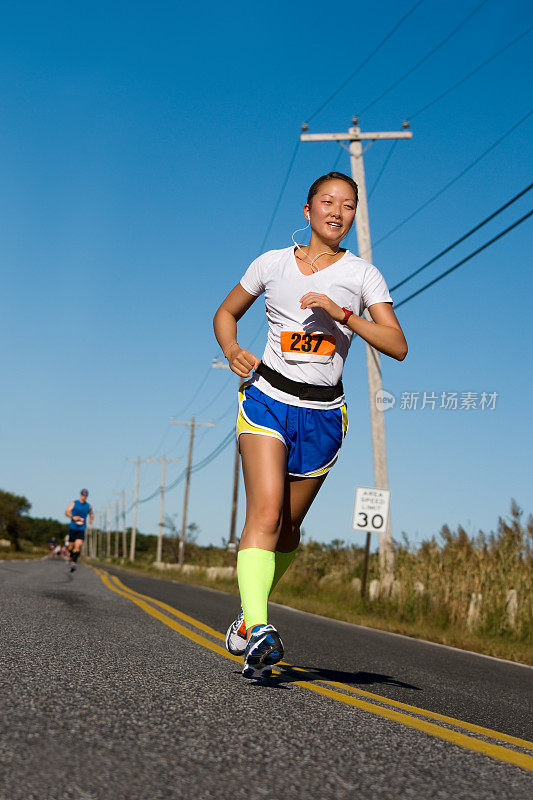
[237,548,276,630]
[269,548,298,596]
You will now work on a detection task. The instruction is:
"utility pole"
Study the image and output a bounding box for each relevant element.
[171,417,214,566]
[145,457,181,564]
[212,357,240,551]
[127,458,141,562]
[105,504,111,558]
[120,490,127,559]
[300,117,412,588]
[114,499,120,558]
[98,510,104,558]
[113,490,130,560]
[126,457,153,562]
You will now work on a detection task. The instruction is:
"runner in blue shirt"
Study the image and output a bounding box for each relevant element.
[64,489,93,572]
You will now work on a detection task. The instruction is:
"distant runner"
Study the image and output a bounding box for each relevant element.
[64,489,93,572]
[214,171,408,678]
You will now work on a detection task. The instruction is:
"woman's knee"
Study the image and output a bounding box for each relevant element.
[245,503,283,537]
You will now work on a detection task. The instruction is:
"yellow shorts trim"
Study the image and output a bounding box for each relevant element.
[236,382,287,448]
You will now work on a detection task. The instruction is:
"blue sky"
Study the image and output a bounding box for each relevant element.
[1,0,532,548]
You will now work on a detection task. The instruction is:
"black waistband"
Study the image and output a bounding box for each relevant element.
[255,362,344,402]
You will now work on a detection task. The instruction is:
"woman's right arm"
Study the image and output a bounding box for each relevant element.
[213,284,261,378]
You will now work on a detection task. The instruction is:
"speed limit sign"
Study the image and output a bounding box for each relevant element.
[352,487,390,533]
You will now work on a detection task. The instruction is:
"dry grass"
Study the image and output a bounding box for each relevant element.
[0,550,46,561]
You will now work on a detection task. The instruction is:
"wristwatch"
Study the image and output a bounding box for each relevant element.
[341,307,353,326]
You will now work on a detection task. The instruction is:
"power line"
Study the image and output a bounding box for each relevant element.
[194,371,234,416]
[131,459,185,508]
[126,425,229,513]
[173,363,213,418]
[304,0,425,125]
[391,182,533,291]
[214,395,239,423]
[107,459,132,499]
[408,25,533,121]
[357,0,490,117]
[151,358,218,455]
[190,429,235,474]
[257,139,300,256]
[331,143,345,172]
[185,428,234,475]
[224,140,304,353]
[395,209,532,308]
[368,141,398,199]
[163,431,188,458]
[191,425,212,452]
[147,427,235,502]
[371,109,533,252]
[149,422,173,458]
[248,145,301,347]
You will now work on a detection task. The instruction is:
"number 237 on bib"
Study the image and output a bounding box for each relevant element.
[280,331,336,363]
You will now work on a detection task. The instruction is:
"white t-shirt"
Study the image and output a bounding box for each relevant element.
[240,246,393,409]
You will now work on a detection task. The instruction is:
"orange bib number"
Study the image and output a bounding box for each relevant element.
[280,331,336,363]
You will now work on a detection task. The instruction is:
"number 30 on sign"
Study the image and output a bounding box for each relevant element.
[352,487,391,533]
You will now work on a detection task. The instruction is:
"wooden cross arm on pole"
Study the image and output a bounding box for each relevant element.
[300,131,412,142]
[170,419,214,427]
[143,457,182,464]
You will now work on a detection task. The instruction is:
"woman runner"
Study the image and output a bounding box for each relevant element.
[213,172,407,678]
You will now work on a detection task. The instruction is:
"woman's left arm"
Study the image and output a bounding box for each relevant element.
[300,293,408,361]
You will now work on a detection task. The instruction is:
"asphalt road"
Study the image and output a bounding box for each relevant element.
[0,559,531,800]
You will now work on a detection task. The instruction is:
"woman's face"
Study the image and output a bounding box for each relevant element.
[304,179,356,245]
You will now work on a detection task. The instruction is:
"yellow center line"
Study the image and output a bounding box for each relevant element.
[93,567,241,663]
[288,670,533,751]
[105,571,533,753]
[108,572,227,641]
[92,567,533,772]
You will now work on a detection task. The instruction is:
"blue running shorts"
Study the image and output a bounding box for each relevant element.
[237,383,348,478]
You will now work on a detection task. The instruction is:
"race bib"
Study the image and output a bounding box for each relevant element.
[280,331,336,363]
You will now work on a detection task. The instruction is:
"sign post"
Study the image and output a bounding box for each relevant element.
[352,487,391,598]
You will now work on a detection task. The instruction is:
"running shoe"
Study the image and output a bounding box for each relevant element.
[225,607,247,656]
[69,564,76,573]
[242,624,283,679]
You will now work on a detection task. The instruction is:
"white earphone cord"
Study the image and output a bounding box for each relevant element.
[291,219,340,273]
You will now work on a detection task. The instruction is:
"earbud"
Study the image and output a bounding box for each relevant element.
[291,212,340,273]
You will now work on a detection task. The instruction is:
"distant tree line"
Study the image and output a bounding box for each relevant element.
[0,489,69,550]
